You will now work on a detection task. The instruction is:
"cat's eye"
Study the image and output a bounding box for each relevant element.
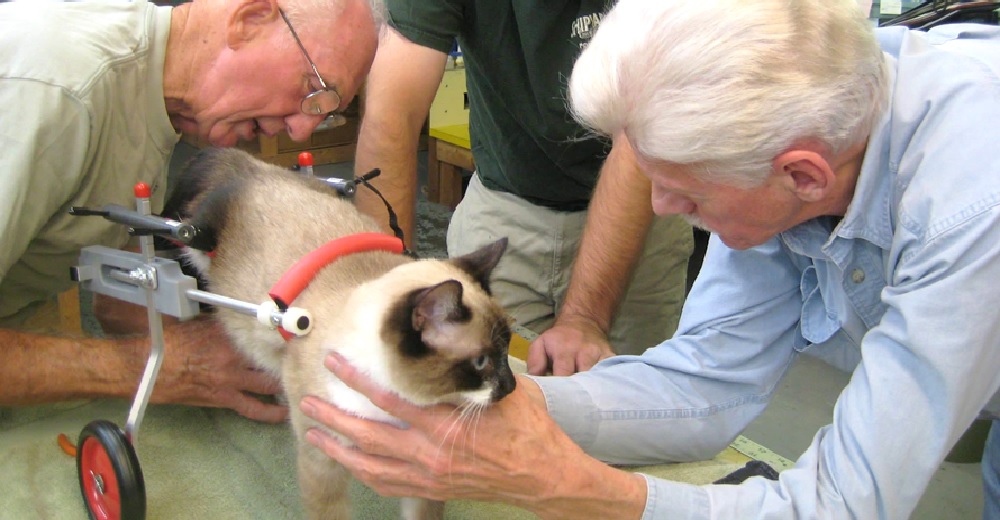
[471,355,490,371]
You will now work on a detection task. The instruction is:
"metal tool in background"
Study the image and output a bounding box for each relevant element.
[296,151,357,197]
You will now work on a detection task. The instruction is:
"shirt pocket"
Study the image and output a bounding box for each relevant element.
[797,265,841,348]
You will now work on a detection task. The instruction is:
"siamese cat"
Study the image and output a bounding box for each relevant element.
[163,148,517,520]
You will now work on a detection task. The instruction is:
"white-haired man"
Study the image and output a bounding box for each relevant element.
[0,0,380,421]
[299,0,1000,517]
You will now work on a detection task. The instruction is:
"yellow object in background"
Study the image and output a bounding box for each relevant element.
[509,324,538,361]
[429,67,469,129]
[428,124,470,149]
[509,330,531,361]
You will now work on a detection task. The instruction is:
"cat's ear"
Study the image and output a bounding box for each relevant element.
[412,280,469,332]
[451,238,508,293]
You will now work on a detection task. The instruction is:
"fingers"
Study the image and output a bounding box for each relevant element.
[323,353,427,425]
[302,426,437,499]
[526,337,552,376]
[223,367,286,422]
[240,367,283,395]
[526,324,617,376]
[300,395,409,459]
[546,344,610,376]
[573,347,609,373]
[550,349,582,376]
[234,394,289,423]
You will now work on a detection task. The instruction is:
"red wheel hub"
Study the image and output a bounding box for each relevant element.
[80,436,122,520]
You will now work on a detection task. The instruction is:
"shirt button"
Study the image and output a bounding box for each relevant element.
[851,268,865,284]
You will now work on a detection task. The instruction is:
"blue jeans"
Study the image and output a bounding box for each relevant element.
[984,420,1000,519]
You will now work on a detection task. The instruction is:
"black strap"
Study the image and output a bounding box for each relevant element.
[713,460,780,485]
[354,168,418,258]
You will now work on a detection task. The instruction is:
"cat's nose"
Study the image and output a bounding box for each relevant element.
[492,370,517,402]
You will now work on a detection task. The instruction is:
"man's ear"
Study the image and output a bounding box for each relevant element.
[226,0,280,49]
[772,149,835,203]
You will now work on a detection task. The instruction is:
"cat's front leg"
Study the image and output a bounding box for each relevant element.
[297,442,353,520]
[400,497,445,520]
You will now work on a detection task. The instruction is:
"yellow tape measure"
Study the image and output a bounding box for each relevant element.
[730,435,795,471]
[509,324,537,361]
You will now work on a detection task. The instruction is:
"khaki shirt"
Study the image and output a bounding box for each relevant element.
[0,0,178,326]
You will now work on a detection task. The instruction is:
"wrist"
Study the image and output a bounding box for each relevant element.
[532,457,647,519]
[552,311,610,337]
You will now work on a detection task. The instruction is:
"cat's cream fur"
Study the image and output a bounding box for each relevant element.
[164,148,516,520]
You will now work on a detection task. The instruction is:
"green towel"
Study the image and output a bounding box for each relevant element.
[0,360,776,519]
[0,399,765,519]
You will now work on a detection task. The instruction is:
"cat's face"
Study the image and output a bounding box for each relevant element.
[374,246,517,408]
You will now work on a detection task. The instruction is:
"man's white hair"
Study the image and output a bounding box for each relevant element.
[569,0,888,187]
[280,0,386,38]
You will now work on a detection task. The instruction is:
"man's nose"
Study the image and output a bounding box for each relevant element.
[284,113,326,142]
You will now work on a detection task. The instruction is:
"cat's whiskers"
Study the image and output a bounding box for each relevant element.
[429,400,489,483]
[432,404,467,486]
[457,401,488,469]
[466,402,487,467]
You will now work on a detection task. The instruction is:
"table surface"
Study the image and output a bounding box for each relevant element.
[429,124,471,149]
[0,329,792,519]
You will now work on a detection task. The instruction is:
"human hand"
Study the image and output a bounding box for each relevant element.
[526,319,614,376]
[93,292,178,336]
[144,318,287,423]
[298,353,623,517]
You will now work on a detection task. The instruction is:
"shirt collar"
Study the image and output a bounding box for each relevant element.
[779,55,898,267]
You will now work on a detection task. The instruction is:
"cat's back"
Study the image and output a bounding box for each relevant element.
[170,148,401,305]
[220,160,380,260]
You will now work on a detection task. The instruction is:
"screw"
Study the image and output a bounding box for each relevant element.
[90,470,106,495]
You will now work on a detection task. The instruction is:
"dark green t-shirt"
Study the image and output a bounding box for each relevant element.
[387,0,612,211]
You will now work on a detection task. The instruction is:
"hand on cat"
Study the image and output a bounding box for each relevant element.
[526,318,615,376]
[298,352,644,517]
[146,318,288,423]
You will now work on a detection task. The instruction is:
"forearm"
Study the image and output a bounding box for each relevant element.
[532,257,805,464]
[560,140,654,334]
[1,320,288,423]
[353,29,448,249]
[353,111,422,247]
[0,328,141,405]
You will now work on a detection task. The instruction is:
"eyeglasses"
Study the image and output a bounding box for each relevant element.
[278,8,345,123]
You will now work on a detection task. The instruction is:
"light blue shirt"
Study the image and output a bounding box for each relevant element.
[535,24,1000,519]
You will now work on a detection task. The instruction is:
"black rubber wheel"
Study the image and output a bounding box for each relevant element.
[76,420,146,520]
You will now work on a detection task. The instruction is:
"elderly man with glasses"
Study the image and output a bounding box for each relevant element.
[0,0,380,420]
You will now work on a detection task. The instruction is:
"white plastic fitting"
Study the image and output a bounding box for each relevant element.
[281,307,313,336]
[257,300,279,329]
